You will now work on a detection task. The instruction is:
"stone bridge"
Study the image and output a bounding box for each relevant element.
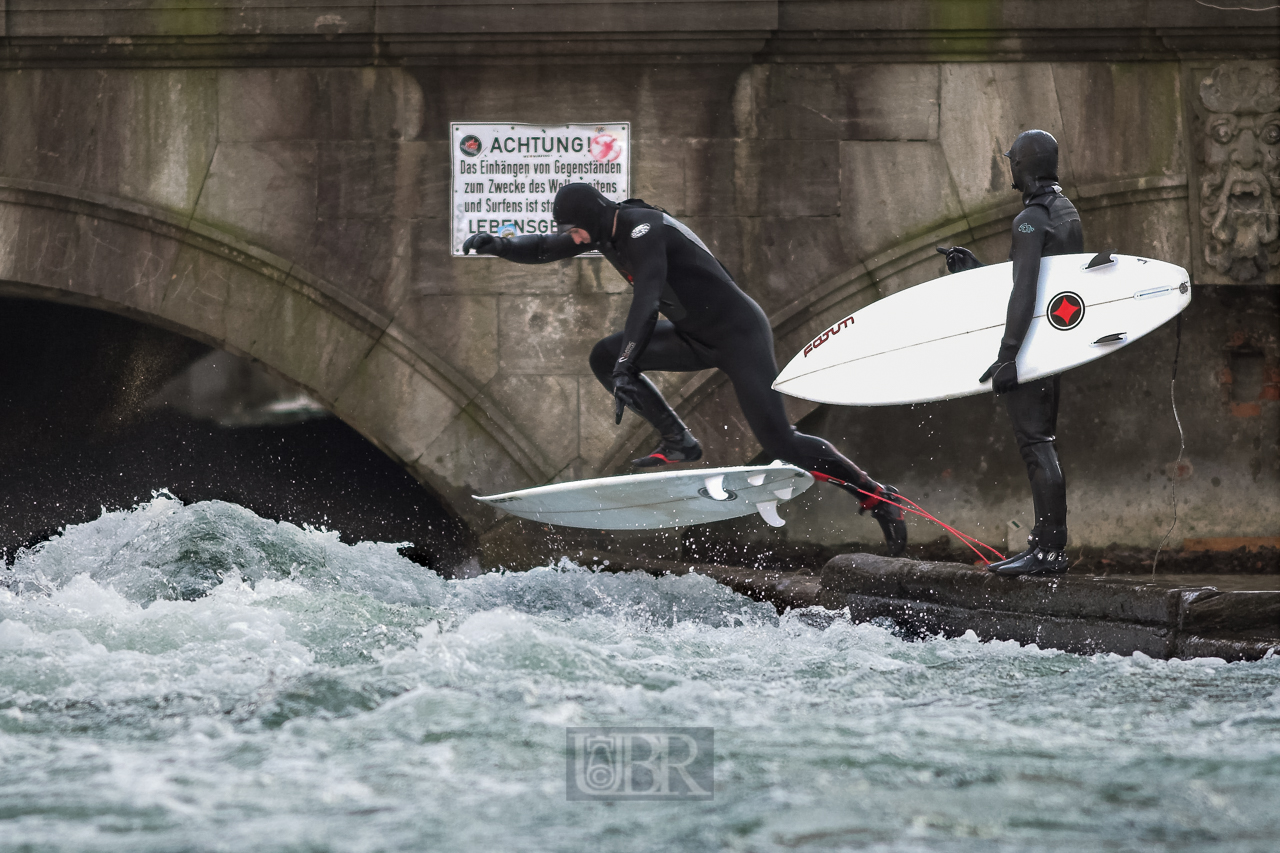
[0,2,1275,539]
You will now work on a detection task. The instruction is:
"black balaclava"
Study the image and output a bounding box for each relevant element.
[1003,130,1059,193]
[552,183,618,244]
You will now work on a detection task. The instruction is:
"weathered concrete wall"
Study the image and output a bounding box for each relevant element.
[0,2,1275,546]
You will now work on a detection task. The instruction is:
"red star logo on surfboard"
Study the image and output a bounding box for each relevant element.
[1052,299,1080,325]
[1047,292,1085,330]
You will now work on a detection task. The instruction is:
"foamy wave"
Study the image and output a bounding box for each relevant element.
[1,498,1278,852]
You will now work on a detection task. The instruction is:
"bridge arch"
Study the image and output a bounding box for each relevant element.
[0,180,553,527]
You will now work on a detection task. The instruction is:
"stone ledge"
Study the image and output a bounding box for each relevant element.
[820,554,1217,627]
[1175,633,1280,661]
[4,1,1276,36]
[0,33,1270,67]
[839,592,1177,658]
[1181,590,1280,634]
[819,554,1280,661]
[0,2,1274,64]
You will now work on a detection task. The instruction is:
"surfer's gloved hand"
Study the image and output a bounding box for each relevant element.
[937,246,982,273]
[611,369,648,424]
[462,233,506,256]
[979,360,1019,394]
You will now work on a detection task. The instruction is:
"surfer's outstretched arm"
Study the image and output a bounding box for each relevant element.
[460,233,585,263]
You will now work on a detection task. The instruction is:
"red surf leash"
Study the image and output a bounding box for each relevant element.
[882,488,1007,564]
[810,472,1006,565]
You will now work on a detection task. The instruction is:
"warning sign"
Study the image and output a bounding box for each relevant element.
[451,122,630,256]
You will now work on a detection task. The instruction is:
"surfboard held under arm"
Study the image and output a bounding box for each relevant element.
[773,253,1190,407]
[474,462,815,530]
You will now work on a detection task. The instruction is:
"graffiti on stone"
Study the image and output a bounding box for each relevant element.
[1191,62,1280,284]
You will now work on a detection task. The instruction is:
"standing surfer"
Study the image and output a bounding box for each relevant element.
[463,183,908,556]
[940,129,1083,575]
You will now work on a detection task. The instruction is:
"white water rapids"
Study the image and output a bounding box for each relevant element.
[1,495,1278,851]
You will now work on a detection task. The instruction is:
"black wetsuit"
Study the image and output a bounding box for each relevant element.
[1002,183,1083,550]
[497,201,882,495]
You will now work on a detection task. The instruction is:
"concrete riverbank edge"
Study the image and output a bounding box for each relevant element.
[495,548,1280,662]
[818,554,1280,663]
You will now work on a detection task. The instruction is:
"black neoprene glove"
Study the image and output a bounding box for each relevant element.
[611,370,647,424]
[462,234,506,256]
[937,246,982,273]
[979,360,1019,394]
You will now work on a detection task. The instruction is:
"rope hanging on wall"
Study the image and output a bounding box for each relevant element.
[1153,313,1185,576]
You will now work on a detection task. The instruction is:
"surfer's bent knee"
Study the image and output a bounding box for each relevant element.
[589,338,619,381]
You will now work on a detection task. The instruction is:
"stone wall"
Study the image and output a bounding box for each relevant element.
[0,2,1275,546]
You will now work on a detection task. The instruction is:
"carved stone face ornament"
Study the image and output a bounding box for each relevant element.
[1198,64,1280,283]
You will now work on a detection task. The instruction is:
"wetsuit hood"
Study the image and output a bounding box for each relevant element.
[553,183,618,244]
[1003,130,1059,193]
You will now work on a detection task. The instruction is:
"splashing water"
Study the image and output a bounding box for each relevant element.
[1,496,1278,852]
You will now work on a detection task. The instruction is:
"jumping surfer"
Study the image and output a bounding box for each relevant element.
[939,129,1083,576]
[463,183,908,556]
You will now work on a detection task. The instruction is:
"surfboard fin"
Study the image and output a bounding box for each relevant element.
[756,500,785,527]
[747,473,766,486]
[1085,250,1116,270]
[704,474,729,501]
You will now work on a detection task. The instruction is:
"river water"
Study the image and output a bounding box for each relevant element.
[1,495,1278,852]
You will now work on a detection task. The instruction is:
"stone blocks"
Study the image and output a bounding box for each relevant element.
[839,141,965,260]
[818,554,1279,661]
[939,63,1069,216]
[741,64,940,142]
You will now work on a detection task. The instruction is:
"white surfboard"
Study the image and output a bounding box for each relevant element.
[474,462,815,530]
[773,253,1190,406]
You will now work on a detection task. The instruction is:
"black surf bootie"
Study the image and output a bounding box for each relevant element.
[632,430,703,467]
[987,545,1069,576]
[860,484,908,557]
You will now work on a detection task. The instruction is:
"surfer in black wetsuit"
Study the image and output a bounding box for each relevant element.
[463,183,908,555]
[940,129,1083,576]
